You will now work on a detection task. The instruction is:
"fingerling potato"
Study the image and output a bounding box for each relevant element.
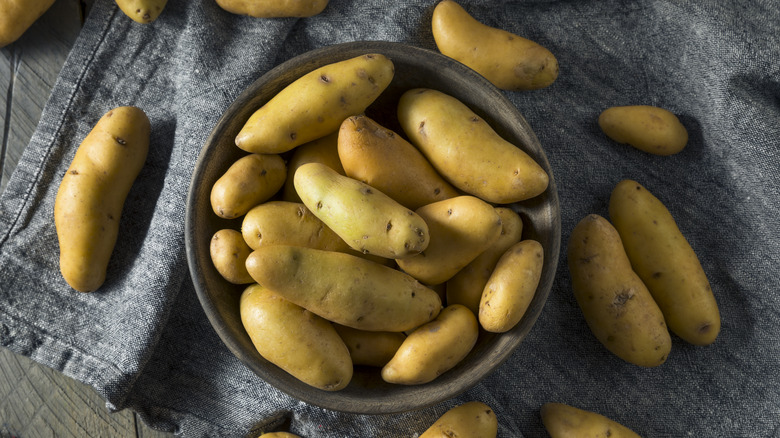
[281,132,344,203]
[333,324,405,367]
[0,0,55,47]
[115,0,168,23]
[541,403,641,438]
[598,105,688,155]
[210,153,286,219]
[420,401,498,438]
[216,0,328,18]
[209,229,253,284]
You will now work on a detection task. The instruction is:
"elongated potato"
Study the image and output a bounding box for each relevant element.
[398,88,548,203]
[598,105,688,155]
[479,240,543,333]
[54,106,150,292]
[257,433,301,438]
[541,403,641,438]
[240,284,352,391]
[236,54,394,154]
[216,0,328,18]
[420,401,498,438]
[568,214,671,367]
[115,0,168,23]
[432,0,558,91]
[382,304,478,385]
[210,153,286,219]
[333,324,405,367]
[281,132,344,203]
[0,0,55,47]
[396,196,502,285]
[338,115,460,210]
[294,162,429,259]
[246,246,442,332]
[209,229,253,284]
[447,207,523,314]
[241,201,347,251]
[609,179,720,345]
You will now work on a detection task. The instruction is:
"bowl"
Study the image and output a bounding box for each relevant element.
[185,41,560,414]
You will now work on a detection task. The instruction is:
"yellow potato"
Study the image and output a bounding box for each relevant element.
[257,433,301,438]
[447,207,523,314]
[398,88,548,203]
[598,105,688,155]
[541,403,641,438]
[240,284,352,391]
[54,106,150,292]
[432,0,558,91]
[0,0,55,47]
[479,240,543,333]
[396,196,502,285]
[294,162,429,259]
[337,115,460,210]
[333,324,405,367]
[241,201,347,251]
[115,0,168,23]
[281,132,344,203]
[210,153,286,219]
[209,229,254,284]
[246,245,442,332]
[609,179,720,345]
[382,304,478,385]
[216,0,327,18]
[236,54,394,154]
[567,214,671,367]
[420,401,498,438]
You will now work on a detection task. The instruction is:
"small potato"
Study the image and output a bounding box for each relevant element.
[338,115,460,210]
[333,324,405,367]
[216,0,327,18]
[246,245,442,332]
[420,401,498,438]
[396,196,502,286]
[54,106,150,292]
[281,132,344,203]
[541,403,641,438]
[236,54,394,154]
[210,153,286,219]
[568,214,671,367]
[609,179,720,345]
[479,240,543,333]
[240,284,352,391]
[432,0,558,91]
[209,229,253,284]
[294,162,429,259]
[382,304,478,385]
[398,88,548,203]
[0,0,55,47]
[447,207,523,314]
[241,201,348,251]
[598,105,688,155]
[115,0,168,23]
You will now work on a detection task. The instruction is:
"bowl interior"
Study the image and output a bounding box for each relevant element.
[185,41,560,414]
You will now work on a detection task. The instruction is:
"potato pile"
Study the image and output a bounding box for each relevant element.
[208,53,549,390]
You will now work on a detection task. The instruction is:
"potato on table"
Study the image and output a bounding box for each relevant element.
[598,105,688,155]
[54,106,150,292]
[210,153,286,219]
[115,0,168,23]
[0,0,55,47]
[541,403,641,438]
[281,132,344,203]
[216,0,328,18]
[420,401,498,438]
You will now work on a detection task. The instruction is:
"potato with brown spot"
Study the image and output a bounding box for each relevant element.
[209,229,253,284]
[598,105,688,155]
[0,0,56,47]
[281,132,344,203]
[419,401,498,438]
[115,0,168,23]
[333,324,405,367]
[216,0,328,17]
[541,403,641,438]
[210,153,286,219]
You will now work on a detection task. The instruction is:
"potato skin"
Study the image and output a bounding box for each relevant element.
[541,403,641,438]
[567,214,671,367]
[333,324,405,367]
[246,245,442,332]
[241,201,347,251]
[236,54,394,154]
[398,88,548,203]
[216,0,328,18]
[54,106,150,292]
[598,105,688,155]
[209,229,253,284]
[240,284,352,391]
[420,401,498,438]
[609,179,720,345]
[0,0,55,47]
[210,153,286,219]
[281,132,344,203]
[115,0,168,23]
[432,0,558,91]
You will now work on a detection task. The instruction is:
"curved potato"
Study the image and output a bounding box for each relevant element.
[0,0,55,47]
[209,229,253,284]
[240,284,352,391]
[210,153,286,219]
[216,0,327,18]
[333,324,405,367]
[420,401,498,438]
[115,0,168,23]
[609,179,720,345]
[281,132,344,203]
[398,88,548,203]
[432,0,558,90]
[598,105,688,155]
[54,106,150,292]
[382,304,478,385]
[567,214,671,367]
[541,403,641,438]
[246,245,441,332]
[236,54,394,154]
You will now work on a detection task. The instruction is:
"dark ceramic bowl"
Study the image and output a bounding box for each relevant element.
[185,41,560,414]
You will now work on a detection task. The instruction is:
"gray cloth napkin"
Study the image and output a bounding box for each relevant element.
[1,0,779,436]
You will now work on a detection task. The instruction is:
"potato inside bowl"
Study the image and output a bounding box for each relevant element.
[185,40,560,414]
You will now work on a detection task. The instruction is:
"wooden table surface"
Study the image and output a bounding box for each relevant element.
[0,2,174,437]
